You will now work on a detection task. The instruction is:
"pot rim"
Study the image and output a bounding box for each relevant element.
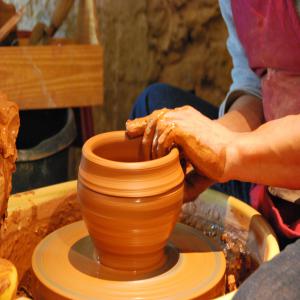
[82,130,179,170]
[79,131,184,197]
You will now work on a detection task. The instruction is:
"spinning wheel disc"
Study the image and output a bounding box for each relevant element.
[32,221,226,299]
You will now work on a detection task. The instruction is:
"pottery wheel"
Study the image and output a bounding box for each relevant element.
[32,221,226,300]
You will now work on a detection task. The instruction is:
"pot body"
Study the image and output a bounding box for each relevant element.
[77,131,184,273]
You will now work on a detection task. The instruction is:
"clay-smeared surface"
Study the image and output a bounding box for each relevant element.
[0,92,19,220]
[0,181,81,296]
[32,221,226,300]
[0,181,278,299]
[126,106,229,182]
[180,213,259,292]
[0,258,13,294]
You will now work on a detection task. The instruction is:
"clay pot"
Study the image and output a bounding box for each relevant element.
[77,131,184,274]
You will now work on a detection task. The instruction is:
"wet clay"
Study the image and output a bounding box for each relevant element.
[32,221,226,300]
[0,180,275,299]
[181,213,259,293]
[0,92,19,220]
[0,258,13,293]
[78,182,183,272]
[78,131,184,273]
[0,258,17,299]
[126,106,228,181]
[0,181,81,299]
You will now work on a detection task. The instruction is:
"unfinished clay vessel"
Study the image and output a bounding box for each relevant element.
[78,131,184,274]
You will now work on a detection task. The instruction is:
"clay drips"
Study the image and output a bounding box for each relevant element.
[0,92,19,220]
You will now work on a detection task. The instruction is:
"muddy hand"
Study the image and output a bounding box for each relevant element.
[126,108,175,160]
[127,105,239,182]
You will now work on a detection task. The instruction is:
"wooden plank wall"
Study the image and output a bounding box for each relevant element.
[0,44,103,109]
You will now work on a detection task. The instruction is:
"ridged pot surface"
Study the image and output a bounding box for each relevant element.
[78,131,184,273]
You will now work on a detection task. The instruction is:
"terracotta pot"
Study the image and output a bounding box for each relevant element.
[77,131,184,273]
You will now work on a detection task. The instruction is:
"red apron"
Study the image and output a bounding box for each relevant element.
[231,0,300,239]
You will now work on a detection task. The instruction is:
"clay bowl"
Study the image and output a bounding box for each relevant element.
[77,131,184,274]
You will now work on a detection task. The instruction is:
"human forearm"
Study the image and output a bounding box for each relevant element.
[224,114,300,188]
[217,94,264,132]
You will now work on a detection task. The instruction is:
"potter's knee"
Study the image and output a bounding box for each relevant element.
[131,83,174,118]
[145,83,171,96]
[144,82,178,109]
[141,83,172,103]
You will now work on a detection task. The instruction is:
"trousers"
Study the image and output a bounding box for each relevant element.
[130,82,300,300]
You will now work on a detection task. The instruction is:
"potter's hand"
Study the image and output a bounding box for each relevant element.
[126,105,238,182]
[126,108,171,160]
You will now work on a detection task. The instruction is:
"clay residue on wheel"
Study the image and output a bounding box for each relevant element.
[180,213,259,293]
[0,92,19,220]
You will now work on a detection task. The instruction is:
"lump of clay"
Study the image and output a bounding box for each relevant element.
[0,92,19,219]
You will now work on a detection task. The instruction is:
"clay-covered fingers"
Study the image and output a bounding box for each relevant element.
[147,115,173,159]
[145,117,172,160]
[155,122,177,158]
[142,110,169,160]
[151,119,166,159]
[126,108,169,138]
[126,116,149,138]
[142,118,157,160]
[126,108,171,160]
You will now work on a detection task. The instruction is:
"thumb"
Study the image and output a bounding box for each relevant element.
[183,170,214,203]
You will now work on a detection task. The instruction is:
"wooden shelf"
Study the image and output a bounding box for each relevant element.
[0,44,103,109]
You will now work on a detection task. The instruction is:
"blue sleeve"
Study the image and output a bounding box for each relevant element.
[218,0,262,117]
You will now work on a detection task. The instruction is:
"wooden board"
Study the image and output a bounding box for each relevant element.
[0,44,103,109]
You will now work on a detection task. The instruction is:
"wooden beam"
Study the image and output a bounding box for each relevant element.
[0,44,103,109]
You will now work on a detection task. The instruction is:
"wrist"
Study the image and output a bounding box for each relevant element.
[222,133,248,182]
